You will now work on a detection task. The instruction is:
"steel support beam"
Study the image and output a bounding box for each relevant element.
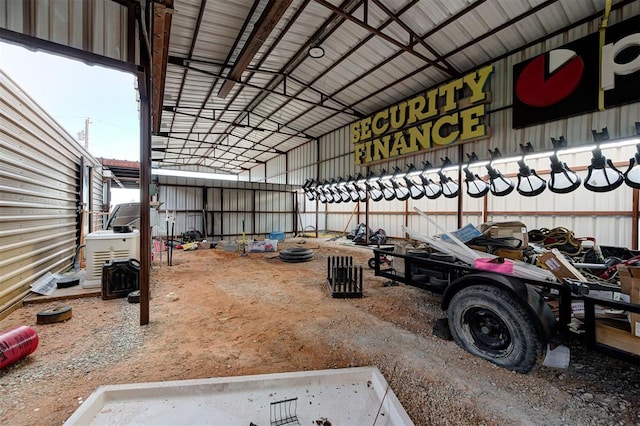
[218,0,294,98]
[151,1,173,134]
[137,1,152,326]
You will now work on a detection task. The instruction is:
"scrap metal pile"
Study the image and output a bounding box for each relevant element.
[403,207,637,288]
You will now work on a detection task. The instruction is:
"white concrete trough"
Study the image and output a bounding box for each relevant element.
[64,366,413,425]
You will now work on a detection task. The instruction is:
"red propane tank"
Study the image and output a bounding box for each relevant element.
[0,326,39,369]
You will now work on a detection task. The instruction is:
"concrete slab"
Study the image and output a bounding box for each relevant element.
[64,367,413,425]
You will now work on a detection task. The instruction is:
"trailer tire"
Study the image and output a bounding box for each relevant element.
[447,285,544,373]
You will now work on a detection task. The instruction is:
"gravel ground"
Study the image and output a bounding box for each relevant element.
[0,238,638,425]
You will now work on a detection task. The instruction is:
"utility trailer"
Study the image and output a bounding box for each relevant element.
[372,249,640,373]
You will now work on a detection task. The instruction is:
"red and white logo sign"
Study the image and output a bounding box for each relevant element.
[515,49,584,107]
[512,16,639,129]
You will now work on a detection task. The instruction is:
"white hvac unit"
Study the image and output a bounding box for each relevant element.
[83,230,140,289]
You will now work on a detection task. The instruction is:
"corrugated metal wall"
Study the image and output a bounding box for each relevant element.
[304,9,639,247]
[0,0,133,64]
[265,155,287,184]
[288,142,318,233]
[157,176,296,241]
[91,165,104,229]
[0,70,103,314]
[159,183,203,238]
[251,164,266,183]
[219,188,253,236]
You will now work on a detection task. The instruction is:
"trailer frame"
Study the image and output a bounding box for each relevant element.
[372,248,640,370]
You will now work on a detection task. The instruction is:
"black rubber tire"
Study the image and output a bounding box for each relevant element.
[56,278,80,288]
[279,247,314,262]
[279,251,314,259]
[280,256,314,263]
[368,258,376,269]
[280,247,313,256]
[128,290,141,303]
[280,253,314,262]
[36,306,72,324]
[447,285,543,373]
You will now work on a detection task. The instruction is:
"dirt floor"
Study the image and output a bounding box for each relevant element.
[0,238,638,425]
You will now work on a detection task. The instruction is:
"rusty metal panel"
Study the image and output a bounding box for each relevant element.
[0,70,103,313]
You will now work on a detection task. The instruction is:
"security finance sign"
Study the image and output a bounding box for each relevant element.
[350,65,493,166]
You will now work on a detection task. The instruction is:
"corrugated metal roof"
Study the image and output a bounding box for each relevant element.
[1,0,633,176]
[0,0,131,62]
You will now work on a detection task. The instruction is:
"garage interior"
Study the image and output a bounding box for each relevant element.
[1,0,640,424]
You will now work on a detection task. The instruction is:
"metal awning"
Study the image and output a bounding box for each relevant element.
[101,158,141,189]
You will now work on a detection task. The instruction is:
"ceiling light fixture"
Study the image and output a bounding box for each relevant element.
[487,164,514,196]
[365,171,384,202]
[335,177,351,202]
[485,148,514,196]
[591,127,609,142]
[377,169,397,201]
[624,143,640,189]
[463,152,489,198]
[344,175,360,202]
[439,172,459,198]
[313,181,327,203]
[422,176,443,199]
[320,180,334,203]
[516,159,546,197]
[329,178,344,203]
[418,161,442,199]
[403,164,427,200]
[302,179,316,201]
[308,45,325,59]
[584,147,624,192]
[387,167,410,201]
[354,172,369,201]
[516,142,546,197]
[438,157,459,198]
[548,153,581,193]
[463,167,489,197]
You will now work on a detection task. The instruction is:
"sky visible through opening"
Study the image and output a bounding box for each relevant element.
[0,41,142,205]
[0,42,141,160]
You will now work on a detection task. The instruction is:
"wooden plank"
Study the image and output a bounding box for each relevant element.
[23,287,100,305]
[595,320,640,356]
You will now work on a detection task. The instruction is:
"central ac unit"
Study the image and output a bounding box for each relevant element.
[83,230,140,289]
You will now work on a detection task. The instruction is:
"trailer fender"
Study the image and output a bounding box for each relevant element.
[441,273,556,341]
